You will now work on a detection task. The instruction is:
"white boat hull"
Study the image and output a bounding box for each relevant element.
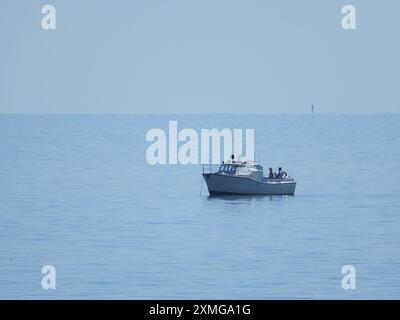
[202,173,296,196]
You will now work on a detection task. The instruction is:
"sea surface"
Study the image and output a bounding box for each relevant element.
[0,114,399,299]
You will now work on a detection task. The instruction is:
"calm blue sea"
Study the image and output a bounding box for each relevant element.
[0,114,399,299]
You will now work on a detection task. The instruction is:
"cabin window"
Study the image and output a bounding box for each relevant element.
[218,164,235,173]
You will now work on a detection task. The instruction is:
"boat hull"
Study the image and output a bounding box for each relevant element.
[202,173,296,196]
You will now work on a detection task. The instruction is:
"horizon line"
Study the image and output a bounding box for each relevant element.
[1,112,399,116]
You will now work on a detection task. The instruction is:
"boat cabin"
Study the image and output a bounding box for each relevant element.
[218,162,264,181]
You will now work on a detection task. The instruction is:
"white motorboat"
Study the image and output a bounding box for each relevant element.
[202,159,296,196]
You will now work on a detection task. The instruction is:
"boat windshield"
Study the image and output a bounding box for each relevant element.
[218,164,236,173]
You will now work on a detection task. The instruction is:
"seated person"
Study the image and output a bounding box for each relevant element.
[277,167,287,178]
[268,168,275,178]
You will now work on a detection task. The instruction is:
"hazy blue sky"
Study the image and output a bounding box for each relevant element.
[0,0,399,113]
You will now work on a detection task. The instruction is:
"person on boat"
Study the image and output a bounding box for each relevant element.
[268,168,275,178]
[277,167,287,178]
